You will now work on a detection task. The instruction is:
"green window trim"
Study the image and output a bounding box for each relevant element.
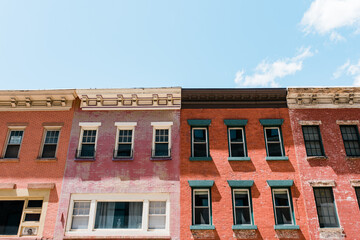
[270,187,297,227]
[224,119,248,127]
[266,156,289,161]
[190,225,215,230]
[267,180,294,187]
[190,156,212,161]
[231,187,255,227]
[188,180,214,188]
[263,125,286,158]
[188,119,211,127]
[190,126,210,160]
[227,126,248,159]
[232,224,258,230]
[228,157,251,161]
[274,225,299,230]
[227,180,254,188]
[259,119,284,126]
[190,182,214,227]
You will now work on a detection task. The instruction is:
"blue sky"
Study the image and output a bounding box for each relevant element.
[0,0,360,89]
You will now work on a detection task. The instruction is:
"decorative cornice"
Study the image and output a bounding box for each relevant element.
[299,120,322,125]
[182,88,287,109]
[76,88,181,110]
[287,87,360,109]
[308,180,335,187]
[0,89,76,111]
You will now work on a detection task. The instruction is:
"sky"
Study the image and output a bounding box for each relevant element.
[0,0,360,90]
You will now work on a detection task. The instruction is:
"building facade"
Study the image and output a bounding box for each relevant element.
[53,88,181,239]
[0,90,76,239]
[288,88,360,239]
[180,89,310,239]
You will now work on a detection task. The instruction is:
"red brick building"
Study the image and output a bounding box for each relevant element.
[180,89,310,239]
[0,90,76,239]
[288,88,360,239]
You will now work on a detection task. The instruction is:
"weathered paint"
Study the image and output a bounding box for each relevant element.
[180,108,310,239]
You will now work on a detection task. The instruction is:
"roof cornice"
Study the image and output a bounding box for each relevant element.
[76,87,181,110]
[181,88,287,109]
[287,87,360,109]
[0,89,76,111]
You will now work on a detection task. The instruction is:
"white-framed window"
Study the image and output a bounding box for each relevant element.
[114,122,137,158]
[151,122,173,158]
[192,128,208,157]
[192,189,211,225]
[232,189,252,225]
[77,122,101,159]
[66,193,170,237]
[228,127,246,157]
[3,127,26,159]
[272,189,294,225]
[264,127,284,157]
[40,126,61,159]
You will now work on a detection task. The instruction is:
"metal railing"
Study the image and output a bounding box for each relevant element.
[151,148,171,158]
[76,149,96,159]
[113,149,133,159]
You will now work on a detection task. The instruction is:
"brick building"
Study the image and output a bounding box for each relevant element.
[180,89,310,239]
[0,90,76,239]
[53,88,181,239]
[287,88,360,239]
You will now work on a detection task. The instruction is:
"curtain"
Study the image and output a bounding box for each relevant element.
[128,202,143,229]
[95,202,115,228]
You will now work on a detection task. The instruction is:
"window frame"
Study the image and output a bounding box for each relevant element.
[355,187,360,209]
[151,122,173,158]
[191,127,209,158]
[339,125,360,157]
[264,126,285,157]
[302,125,325,157]
[77,122,101,159]
[2,126,26,159]
[271,188,295,226]
[313,187,340,228]
[66,193,170,237]
[39,126,62,159]
[228,127,247,157]
[232,188,254,226]
[192,188,211,226]
[114,122,137,159]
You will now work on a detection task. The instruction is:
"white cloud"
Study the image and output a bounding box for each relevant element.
[301,0,360,41]
[234,47,314,88]
[329,31,346,42]
[333,59,360,86]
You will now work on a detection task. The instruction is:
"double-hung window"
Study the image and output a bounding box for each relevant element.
[151,122,173,158]
[4,128,25,159]
[228,128,246,157]
[77,122,101,159]
[114,122,136,158]
[313,187,339,228]
[340,125,360,157]
[188,120,211,160]
[40,126,61,159]
[260,119,287,160]
[302,125,325,157]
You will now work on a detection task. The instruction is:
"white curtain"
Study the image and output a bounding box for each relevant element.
[128,202,143,228]
[96,202,115,228]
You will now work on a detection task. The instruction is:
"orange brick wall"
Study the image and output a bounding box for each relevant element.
[180,108,310,239]
[0,105,74,238]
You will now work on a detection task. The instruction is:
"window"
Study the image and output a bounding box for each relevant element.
[340,125,360,157]
[193,189,210,225]
[41,130,60,158]
[4,130,24,158]
[66,194,169,237]
[313,187,339,228]
[232,189,252,225]
[264,127,284,157]
[114,122,136,158]
[272,189,294,225]
[151,122,173,158]
[355,187,360,209]
[228,128,246,157]
[77,122,101,159]
[0,199,43,236]
[302,126,325,157]
[192,128,208,157]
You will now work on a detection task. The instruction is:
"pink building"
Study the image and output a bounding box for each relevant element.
[288,88,360,239]
[54,88,181,240]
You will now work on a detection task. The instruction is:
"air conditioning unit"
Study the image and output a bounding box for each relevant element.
[22,227,38,236]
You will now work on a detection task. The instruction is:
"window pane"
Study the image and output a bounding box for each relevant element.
[234,192,249,207]
[95,202,143,229]
[24,213,41,222]
[340,126,360,157]
[119,130,132,143]
[303,126,324,156]
[231,143,245,157]
[155,129,169,142]
[193,129,206,142]
[117,144,132,157]
[4,145,20,158]
[82,130,97,143]
[235,208,251,225]
[42,145,57,158]
[266,129,280,142]
[275,208,292,225]
[268,143,282,156]
[274,192,289,207]
[149,201,166,229]
[195,208,209,225]
[313,188,339,228]
[71,216,89,230]
[27,200,43,208]
[8,131,23,144]
[155,143,169,156]
[80,144,95,157]
[193,144,207,157]
[0,200,24,235]
[45,130,59,144]
[149,216,166,229]
[230,129,243,142]
[195,192,209,207]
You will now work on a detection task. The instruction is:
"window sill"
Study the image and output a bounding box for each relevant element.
[228,157,251,161]
[346,156,360,160]
[307,156,327,160]
[232,225,257,230]
[266,156,289,161]
[189,157,212,161]
[274,225,299,230]
[75,158,96,162]
[190,225,216,230]
[113,157,133,161]
[0,158,19,162]
[36,158,57,162]
[151,157,172,161]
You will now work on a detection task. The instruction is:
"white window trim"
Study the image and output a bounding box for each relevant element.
[77,123,100,158]
[151,122,173,157]
[191,127,208,157]
[192,189,211,225]
[39,127,62,159]
[272,188,294,225]
[114,122,137,158]
[65,193,170,237]
[2,127,26,159]
[228,127,246,157]
[232,189,252,225]
[264,127,284,157]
